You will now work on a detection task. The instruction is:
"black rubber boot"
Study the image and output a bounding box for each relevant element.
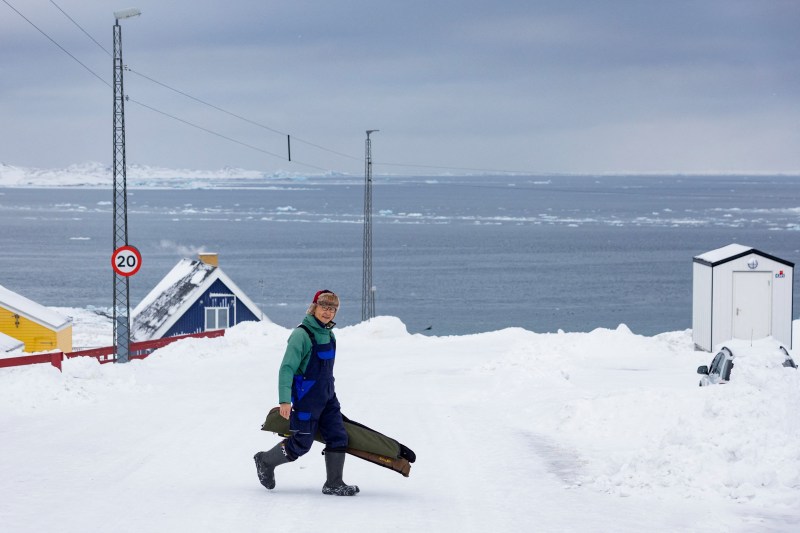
[254,443,290,490]
[322,451,360,496]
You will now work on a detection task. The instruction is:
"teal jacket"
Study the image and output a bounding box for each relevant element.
[278,314,336,404]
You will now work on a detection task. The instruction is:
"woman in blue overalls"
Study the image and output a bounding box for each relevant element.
[254,290,359,496]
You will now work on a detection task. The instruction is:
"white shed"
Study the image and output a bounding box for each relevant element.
[692,243,794,351]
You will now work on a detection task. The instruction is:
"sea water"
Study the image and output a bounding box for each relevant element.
[0,174,798,336]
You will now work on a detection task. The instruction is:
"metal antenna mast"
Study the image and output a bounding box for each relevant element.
[112,8,140,363]
[362,129,379,321]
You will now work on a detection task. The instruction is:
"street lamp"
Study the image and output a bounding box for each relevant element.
[114,8,141,20]
[112,7,140,363]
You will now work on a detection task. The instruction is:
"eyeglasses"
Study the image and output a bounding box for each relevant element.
[319,304,338,313]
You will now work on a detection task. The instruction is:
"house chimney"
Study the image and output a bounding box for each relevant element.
[198,253,218,267]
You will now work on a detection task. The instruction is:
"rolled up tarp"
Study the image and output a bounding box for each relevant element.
[261,407,416,477]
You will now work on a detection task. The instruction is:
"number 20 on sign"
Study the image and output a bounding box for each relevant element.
[112,245,142,277]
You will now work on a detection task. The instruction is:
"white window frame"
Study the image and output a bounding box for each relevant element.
[205,306,229,331]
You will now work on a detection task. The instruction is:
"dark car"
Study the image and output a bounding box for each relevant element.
[780,346,798,369]
[697,347,734,386]
[697,345,797,386]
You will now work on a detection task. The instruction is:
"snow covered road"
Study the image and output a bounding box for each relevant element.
[2,315,799,532]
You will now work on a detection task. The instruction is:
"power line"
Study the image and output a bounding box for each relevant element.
[129,98,329,171]
[2,0,109,88]
[49,0,110,57]
[126,66,526,173]
[126,69,361,162]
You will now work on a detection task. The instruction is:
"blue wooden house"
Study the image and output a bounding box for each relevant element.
[131,253,264,342]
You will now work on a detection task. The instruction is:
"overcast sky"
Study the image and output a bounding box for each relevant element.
[1,0,799,175]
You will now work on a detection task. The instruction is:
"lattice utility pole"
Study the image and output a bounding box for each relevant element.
[112,9,140,363]
[362,130,379,321]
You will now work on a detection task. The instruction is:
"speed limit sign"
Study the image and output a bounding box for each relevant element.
[112,245,142,277]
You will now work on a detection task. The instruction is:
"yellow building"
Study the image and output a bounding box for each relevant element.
[0,284,72,353]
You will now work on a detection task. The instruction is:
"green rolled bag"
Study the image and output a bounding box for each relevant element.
[260,407,417,477]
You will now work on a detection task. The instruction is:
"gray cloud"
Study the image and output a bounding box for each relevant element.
[1,0,799,174]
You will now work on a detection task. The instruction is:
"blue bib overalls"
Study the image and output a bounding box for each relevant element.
[284,325,349,460]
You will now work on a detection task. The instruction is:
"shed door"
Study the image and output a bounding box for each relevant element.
[732,271,772,340]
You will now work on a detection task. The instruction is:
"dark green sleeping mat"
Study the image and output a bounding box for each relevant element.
[261,407,416,477]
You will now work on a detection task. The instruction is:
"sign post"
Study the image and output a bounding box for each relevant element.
[111,245,141,363]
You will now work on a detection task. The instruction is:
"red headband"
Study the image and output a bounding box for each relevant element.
[313,290,333,303]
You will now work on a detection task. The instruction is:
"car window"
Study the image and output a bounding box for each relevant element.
[709,353,724,374]
[722,360,734,381]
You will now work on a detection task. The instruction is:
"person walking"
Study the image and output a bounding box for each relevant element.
[254,290,359,496]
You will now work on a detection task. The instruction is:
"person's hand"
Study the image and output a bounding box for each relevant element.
[279,403,291,419]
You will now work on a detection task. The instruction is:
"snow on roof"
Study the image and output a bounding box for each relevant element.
[0,284,72,330]
[694,243,752,264]
[695,243,794,268]
[0,331,24,353]
[131,258,264,341]
[131,259,216,341]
